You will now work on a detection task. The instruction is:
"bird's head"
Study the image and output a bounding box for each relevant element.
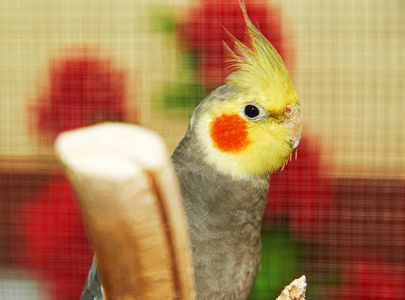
[188,0,301,179]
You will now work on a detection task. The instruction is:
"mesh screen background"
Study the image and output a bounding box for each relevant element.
[0,0,404,299]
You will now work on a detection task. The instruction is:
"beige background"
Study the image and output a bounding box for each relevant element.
[0,0,404,178]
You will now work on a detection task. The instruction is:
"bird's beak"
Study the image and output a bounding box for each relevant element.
[282,106,302,152]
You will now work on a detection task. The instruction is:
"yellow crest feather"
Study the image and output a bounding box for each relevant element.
[225,0,293,91]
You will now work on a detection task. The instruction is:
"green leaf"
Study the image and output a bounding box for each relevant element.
[161,81,208,110]
[150,9,177,34]
[249,226,304,300]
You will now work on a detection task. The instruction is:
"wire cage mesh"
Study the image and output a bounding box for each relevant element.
[0,0,404,299]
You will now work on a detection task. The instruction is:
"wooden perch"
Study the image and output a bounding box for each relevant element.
[55,123,196,300]
[276,276,307,300]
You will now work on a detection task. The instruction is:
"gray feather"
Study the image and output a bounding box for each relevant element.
[172,118,269,299]
[80,258,103,300]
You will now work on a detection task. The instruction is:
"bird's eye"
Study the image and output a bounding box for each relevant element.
[241,102,267,120]
[244,105,260,118]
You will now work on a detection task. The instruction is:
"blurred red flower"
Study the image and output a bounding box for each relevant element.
[177,0,290,86]
[329,259,405,299]
[15,175,93,299]
[17,50,132,298]
[34,51,127,141]
[264,137,333,240]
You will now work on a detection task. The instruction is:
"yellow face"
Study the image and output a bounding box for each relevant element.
[194,88,301,179]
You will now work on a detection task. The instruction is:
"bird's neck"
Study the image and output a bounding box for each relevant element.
[172,134,270,236]
[195,174,269,233]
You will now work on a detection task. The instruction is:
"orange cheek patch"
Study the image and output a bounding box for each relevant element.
[210,114,250,153]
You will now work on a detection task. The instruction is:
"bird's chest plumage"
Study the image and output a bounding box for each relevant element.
[174,159,270,300]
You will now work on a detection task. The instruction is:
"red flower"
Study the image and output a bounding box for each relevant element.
[329,259,405,299]
[264,137,333,240]
[177,0,290,86]
[33,50,127,141]
[15,175,93,299]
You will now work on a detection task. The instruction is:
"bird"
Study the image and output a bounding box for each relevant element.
[80,0,301,299]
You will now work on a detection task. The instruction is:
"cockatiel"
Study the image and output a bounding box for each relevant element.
[81,0,301,299]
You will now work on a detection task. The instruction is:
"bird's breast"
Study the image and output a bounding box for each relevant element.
[177,166,269,299]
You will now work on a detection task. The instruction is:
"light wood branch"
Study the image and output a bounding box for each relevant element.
[55,123,196,300]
